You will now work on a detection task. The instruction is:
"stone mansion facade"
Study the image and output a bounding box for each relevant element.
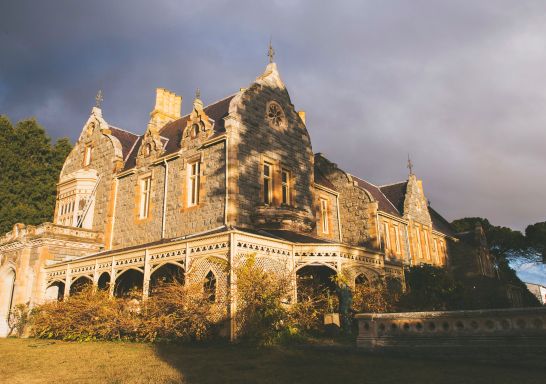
[0,60,456,337]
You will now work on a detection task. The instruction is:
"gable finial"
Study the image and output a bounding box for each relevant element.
[95,90,103,108]
[268,37,275,63]
[195,87,201,100]
[407,154,414,176]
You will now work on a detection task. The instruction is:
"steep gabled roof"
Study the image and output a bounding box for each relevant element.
[314,165,337,191]
[352,177,402,217]
[120,94,236,171]
[428,206,456,237]
[379,181,408,214]
[108,126,140,161]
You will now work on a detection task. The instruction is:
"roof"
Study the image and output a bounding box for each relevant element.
[428,206,456,237]
[108,126,140,161]
[314,165,337,191]
[353,177,402,217]
[120,95,236,171]
[379,181,407,214]
[237,227,335,244]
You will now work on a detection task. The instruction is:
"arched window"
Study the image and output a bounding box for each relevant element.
[204,271,216,302]
[355,274,369,286]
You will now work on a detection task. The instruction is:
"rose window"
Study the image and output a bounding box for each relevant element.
[267,103,284,127]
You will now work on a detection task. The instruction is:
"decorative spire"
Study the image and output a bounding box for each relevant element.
[268,38,275,63]
[95,90,103,108]
[407,154,414,176]
[193,87,203,111]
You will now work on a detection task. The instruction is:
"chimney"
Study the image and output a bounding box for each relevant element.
[298,110,306,125]
[150,88,182,129]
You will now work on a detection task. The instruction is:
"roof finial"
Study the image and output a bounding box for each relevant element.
[195,87,201,100]
[268,37,275,63]
[95,90,103,108]
[407,154,414,176]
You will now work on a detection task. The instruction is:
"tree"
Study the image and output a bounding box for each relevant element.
[525,222,546,263]
[0,115,72,234]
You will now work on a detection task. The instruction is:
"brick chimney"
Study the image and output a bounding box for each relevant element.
[149,88,182,129]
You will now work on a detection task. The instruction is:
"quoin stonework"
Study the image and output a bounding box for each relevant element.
[0,59,457,338]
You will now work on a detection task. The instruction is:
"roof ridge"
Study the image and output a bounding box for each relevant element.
[124,136,141,162]
[109,125,140,137]
[159,92,238,134]
[350,174,403,216]
[379,180,408,188]
[350,174,380,188]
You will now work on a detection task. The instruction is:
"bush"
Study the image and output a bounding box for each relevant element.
[30,280,223,342]
[234,255,292,344]
[352,278,400,313]
[8,303,31,337]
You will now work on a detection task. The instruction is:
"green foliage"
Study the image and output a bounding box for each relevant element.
[352,277,401,313]
[234,255,291,344]
[397,265,463,311]
[525,221,546,263]
[452,217,544,263]
[0,115,72,234]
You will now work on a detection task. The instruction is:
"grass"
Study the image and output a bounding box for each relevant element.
[0,338,545,384]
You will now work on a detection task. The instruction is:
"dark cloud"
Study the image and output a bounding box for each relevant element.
[1,0,545,234]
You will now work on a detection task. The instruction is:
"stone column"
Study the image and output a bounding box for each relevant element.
[228,232,237,341]
[64,263,71,298]
[142,249,151,300]
[109,256,116,297]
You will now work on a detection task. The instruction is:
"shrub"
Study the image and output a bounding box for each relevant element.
[8,303,31,337]
[234,255,292,344]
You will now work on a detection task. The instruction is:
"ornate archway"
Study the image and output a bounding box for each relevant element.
[114,269,144,297]
[149,263,184,295]
[70,276,92,295]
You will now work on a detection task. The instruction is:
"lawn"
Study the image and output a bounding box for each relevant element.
[0,338,544,384]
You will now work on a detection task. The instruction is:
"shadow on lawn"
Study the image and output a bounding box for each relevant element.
[153,341,546,384]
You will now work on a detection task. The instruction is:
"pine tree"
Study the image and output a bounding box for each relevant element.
[0,115,72,234]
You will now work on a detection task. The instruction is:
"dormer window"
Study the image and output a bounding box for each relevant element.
[83,145,92,166]
[143,143,152,157]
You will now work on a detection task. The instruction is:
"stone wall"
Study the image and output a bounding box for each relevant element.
[59,108,122,239]
[356,307,546,349]
[231,69,315,232]
[112,141,226,249]
[315,155,377,248]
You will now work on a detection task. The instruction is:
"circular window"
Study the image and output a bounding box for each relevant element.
[266,101,285,128]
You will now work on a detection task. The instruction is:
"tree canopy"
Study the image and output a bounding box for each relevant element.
[0,115,72,234]
[451,217,546,263]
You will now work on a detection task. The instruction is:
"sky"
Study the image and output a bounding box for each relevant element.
[1,1,545,283]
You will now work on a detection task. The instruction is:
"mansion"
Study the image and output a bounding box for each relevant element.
[0,59,457,338]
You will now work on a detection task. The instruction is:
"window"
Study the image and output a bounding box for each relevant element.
[395,226,401,254]
[266,102,285,127]
[320,198,329,234]
[139,177,151,219]
[188,161,200,206]
[383,222,391,250]
[424,230,431,260]
[263,162,273,204]
[433,238,439,263]
[204,271,216,302]
[83,146,92,166]
[415,226,423,258]
[281,169,290,205]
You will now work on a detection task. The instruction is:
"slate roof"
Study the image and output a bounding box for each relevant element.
[108,126,140,161]
[428,206,456,237]
[237,228,335,244]
[314,165,337,191]
[379,181,408,214]
[118,94,236,171]
[352,177,402,218]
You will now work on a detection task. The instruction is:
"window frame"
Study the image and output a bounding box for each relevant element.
[281,169,291,205]
[187,160,201,207]
[139,176,152,219]
[320,198,329,234]
[83,145,92,166]
[263,162,273,205]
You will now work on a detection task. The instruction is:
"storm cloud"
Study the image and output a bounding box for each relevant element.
[1,0,546,232]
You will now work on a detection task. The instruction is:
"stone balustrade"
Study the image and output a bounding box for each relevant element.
[356,307,546,349]
[0,222,103,245]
